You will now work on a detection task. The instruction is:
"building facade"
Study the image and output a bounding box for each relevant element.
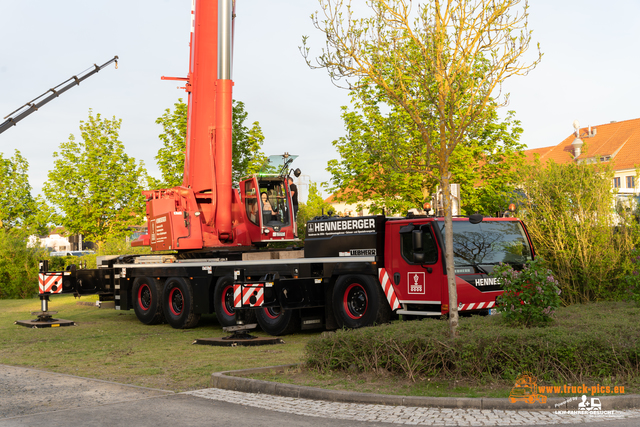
[525,118,640,200]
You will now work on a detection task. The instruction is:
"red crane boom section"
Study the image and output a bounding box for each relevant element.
[185,0,232,241]
[133,0,296,252]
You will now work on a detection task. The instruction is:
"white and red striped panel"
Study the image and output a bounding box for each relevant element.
[233,284,264,308]
[378,268,401,311]
[458,301,495,311]
[39,273,64,294]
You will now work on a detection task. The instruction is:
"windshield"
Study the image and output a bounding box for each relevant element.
[259,154,298,176]
[437,220,533,266]
[259,180,291,228]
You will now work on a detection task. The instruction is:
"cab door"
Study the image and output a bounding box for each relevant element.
[239,176,263,243]
[384,220,443,307]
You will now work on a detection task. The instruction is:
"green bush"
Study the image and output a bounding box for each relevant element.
[519,159,640,303]
[493,259,562,327]
[305,302,640,384]
[624,249,640,306]
[0,230,46,299]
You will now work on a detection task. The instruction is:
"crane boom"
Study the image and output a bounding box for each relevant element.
[133,0,298,252]
[0,56,118,135]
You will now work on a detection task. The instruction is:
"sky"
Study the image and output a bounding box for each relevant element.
[1,0,639,203]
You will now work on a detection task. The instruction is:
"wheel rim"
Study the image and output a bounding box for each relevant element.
[169,287,184,316]
[343,283,368,319]
[263,306,281,319]
[222,285,235,317]
[138,284,151,311]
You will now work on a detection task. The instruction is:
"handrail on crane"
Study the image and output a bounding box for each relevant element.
[0,55,119,135]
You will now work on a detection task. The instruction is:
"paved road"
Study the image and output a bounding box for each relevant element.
[2,364,640,427]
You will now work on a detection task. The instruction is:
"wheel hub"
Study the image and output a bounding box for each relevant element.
[170,288,184,315]
[139,285,151,311]
[345,284,367,318]
[223,286,235,316]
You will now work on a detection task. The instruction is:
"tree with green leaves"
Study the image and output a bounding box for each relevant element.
[296,182,332,240]
[155,99,267,187]
[0,228,46,299]
[328,91,525,216]
[0,150,51,235]
[43,111,149,246]
[303,0,540,336]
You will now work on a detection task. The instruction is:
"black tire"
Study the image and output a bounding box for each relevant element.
[212,276,256,327]
[332,274,391,329]
[162,277,200,329]
[132,277,164,325]
[255,306,299,336]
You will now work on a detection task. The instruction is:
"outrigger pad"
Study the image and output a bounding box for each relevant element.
[193,323,284,346]
[192,336,284,347]
[15,312,76,328]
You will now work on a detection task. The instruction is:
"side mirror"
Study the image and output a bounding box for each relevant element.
[413,252,426,264]
[412,229,423,251]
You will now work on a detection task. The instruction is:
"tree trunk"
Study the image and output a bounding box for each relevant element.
[442,174,459,337]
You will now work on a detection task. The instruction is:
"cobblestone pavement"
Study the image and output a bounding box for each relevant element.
[186,388,640,426]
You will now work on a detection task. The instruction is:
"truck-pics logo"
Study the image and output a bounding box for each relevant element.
[509,372,547,404]
[408,272,425,294]
[578,395,602,411]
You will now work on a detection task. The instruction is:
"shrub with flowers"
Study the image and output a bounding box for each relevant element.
[492,258,562,327]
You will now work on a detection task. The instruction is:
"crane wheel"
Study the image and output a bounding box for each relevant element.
[255,306,299,336]
[332,274,390,329]
[132,277,164,325]
[162,277,200,329]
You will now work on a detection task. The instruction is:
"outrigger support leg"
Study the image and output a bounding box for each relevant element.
[192,308,284,347]
[14,293,76,328]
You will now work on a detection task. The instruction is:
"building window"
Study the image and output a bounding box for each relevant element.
[627,176,635,189]
[613,177,621,188]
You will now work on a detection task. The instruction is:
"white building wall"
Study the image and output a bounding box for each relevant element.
[39,234,71,251]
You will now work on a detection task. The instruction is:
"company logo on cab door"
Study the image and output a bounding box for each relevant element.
[408,272,425,294]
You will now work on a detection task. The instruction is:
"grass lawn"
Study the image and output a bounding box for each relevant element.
[3,296,638,399]
[0,294,313,392]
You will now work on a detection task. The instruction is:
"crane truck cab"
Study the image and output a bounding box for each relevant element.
[240,154,300,244]
[231,213,535,334]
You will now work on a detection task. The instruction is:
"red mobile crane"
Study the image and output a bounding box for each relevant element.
[132,0,296,253]
[31,0,535,337]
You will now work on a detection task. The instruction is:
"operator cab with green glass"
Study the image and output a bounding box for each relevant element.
[240,154,301,243]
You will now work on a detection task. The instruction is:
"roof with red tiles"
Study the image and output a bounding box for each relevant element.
[524,118,640,171]
[324,188,368,204]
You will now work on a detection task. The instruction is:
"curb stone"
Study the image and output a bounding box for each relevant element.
[211,364,640,410]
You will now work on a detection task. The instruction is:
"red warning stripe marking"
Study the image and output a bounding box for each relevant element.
[378,268,401,311]
[458,301,495,311]
[38,273,64,294]
[233,284,265,308]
